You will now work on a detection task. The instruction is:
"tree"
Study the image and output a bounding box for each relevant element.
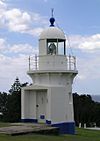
[73,93,100,127]
[0,92,8,121]
[3,77,28,122]
[9,77,21,93]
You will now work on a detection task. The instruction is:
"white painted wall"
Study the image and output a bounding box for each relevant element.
[21,86,75,124]
[21,90,36,119]
[28,91,36,119]
[28,72,76,88]
[39,55,67,70]
[39,39,47,55]
[50,87,67,123]
[49,86,74,123]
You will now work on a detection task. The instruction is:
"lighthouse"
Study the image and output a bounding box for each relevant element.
[21,13,78,134]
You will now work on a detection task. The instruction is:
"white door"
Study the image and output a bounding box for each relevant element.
[36,90,47,123]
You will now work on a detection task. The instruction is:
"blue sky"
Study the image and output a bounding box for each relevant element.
[0,0,100,95]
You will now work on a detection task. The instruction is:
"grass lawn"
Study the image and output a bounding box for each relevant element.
[0,124,100,141]
[0,122,11,128]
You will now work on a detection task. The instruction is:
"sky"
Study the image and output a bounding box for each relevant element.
[0,0,100,95]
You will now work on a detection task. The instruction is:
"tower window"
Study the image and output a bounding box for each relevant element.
[47,39,66,55]
[58,42,65,55]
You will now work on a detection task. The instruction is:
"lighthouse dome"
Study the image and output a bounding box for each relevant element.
[39,26,65,40]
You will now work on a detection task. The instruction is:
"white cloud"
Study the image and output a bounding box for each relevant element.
[0,0,7,27]
[9,44,38,55]
[0,38,38,55]
[66,34,100,84]
[0,0,6,8]
[5,8,31,32]
[0,1,47,35]
[68,34,100,52]
[76,56,100,82]
[28,27,43,37]
[0,38,38,92]
[0,53,31,91]
[77,74,86,80]
[0,41,38,91]
[31,13,47,24]
[0,38,8,52]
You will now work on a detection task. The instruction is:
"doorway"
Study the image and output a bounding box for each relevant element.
[36,90,47,123]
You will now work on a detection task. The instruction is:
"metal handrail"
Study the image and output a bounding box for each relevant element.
[28,55,77,71]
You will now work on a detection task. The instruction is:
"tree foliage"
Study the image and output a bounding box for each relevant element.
[73,93,100,127]
[0,77,28,122]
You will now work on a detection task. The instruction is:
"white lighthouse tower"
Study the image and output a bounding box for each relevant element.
[21,13,78,134]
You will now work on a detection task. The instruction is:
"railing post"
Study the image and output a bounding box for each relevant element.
[66,56,68,70]
[35,54,37,70]
[29,56,30,71]
[73,56,76,70]
[69,55,71,70]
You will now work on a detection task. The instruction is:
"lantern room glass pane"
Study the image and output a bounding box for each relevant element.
[58,41,65,55]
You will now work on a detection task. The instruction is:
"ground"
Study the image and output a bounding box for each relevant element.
[0,123,100,141]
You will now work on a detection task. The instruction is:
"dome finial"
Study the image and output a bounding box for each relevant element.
[49,8,55,26]
[51,8,54,17]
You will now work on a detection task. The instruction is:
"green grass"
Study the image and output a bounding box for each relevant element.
[0,125,100,141]
[0,122,11,127]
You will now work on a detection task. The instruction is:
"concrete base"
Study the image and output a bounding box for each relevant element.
[0,123,59,136]
[52,122,75,134]
[21,119,75,134]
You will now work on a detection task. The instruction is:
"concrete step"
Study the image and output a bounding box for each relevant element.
[0,124,59,136]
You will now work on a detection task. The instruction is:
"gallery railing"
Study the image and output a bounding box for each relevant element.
[28,55,77,71]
